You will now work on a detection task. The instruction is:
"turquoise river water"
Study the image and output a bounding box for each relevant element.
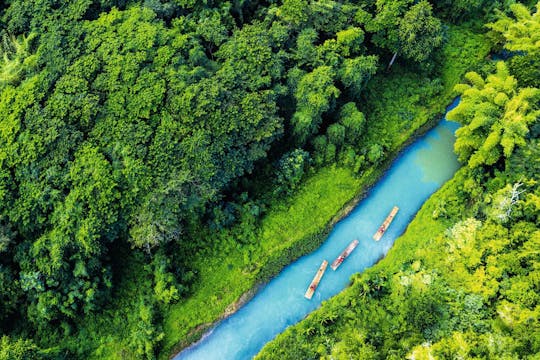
[175,98,461,360]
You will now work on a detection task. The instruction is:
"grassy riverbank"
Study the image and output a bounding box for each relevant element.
[257,3,540,356]
[6,18,490,360]
[257,145,540,359]
[161,166,361,356]
[160,24,491,359]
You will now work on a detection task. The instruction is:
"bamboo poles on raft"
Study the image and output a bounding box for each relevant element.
[305,204,399,299]
[304,260,328,299]
[373,206,399,241]
[330,240,359,271]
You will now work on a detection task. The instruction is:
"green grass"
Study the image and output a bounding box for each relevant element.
[439,25,492,97]
[160,166,361,357]
[362,25,491,152]
[159,24,492,359]
[52,23,492,360]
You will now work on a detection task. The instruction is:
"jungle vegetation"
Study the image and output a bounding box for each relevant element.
[257,2,540,359]
[0,0,537,359]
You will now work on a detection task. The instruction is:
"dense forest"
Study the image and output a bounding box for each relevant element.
[0,0,537,359]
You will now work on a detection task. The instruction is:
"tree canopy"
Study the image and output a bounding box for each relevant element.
[1,0,532,359]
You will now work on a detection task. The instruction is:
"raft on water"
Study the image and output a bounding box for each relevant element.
[373,206,399,241]
[304,260,328,300]
[330,240,359,271]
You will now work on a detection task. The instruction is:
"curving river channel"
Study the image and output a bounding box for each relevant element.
[175,99,461,360]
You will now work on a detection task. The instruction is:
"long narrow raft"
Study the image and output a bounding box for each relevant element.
[373,206,399,241]
[304,260,328,300]
[330,240,359,270]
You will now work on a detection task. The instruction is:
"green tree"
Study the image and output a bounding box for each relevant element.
[488,2,540,57]
[276,0,310,27]
[275,149,310,195]
[339,56,378,99]
[292,66,340,143]
[338,102,366,144]
[327,123,346,147]
[367,144,384,164]
[0,31,37,87]
[489,2,540,87]
[397,1,443,63]
[448,62,540,168]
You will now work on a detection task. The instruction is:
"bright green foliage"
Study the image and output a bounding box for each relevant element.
[489,2,540,56]
[0,31,37,87]
[128,300,164,359]
[292,66,340,143]
[398,1,443,63]
[0,336,51,360]
[448,62,540,168]
[276,0,310,27]
[489,2,540,88]
[0,0,514,358]
[336,27,364,57]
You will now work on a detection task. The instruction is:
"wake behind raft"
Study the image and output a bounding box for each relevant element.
[305,206,399,300]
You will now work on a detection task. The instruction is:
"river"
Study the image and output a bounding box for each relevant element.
[175,98,461,360]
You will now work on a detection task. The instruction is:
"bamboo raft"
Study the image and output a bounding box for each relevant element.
[304,260,328,300]
[330,240,359,271]
[373,206,399,241]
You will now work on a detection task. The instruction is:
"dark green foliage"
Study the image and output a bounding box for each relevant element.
[274,149,310,196]
[433,0,491,23]
[0,0,515,358]
[339,55,378,99]
[508,54,540,88]
[338,102,366,144]
[257,9,540,357]
[0,265,20,323]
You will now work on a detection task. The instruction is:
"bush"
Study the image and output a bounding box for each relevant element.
[327,123,346,147]
[367,144,383,164]
[338,102,365,144]
[275,149,311,195]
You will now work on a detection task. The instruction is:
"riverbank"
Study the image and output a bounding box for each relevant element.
[256,137,540,359]
[161,24,491,359]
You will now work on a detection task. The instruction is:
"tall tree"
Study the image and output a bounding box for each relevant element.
[489,1,540,88]
[291,66,340,143]
[397,0,443,63]
[447,62,540,169]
